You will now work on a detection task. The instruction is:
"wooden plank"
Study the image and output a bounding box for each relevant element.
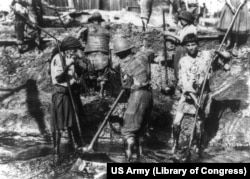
[91,0,98,9]
[100,0,110,10]
[76,0,80,10]
[131,0,139,6]
[81,0,85,9]
[0,39,17,47]
[110,0,119,11]
[63,0,68,7]
[55,0,59,6]
[89,0,91,9]
[85,0,89,9]
[83,0,86,9]
[120,0,127,9]
[79,0,83,10]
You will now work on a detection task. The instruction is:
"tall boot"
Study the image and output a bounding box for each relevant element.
[172,125,181,154]
[54,130,61,164]
[135,137,143,162]
[125,137,135,163]
[99,81,105,97]
[52,132,56,149]
[68,129,79,151]
[195,121,204,157]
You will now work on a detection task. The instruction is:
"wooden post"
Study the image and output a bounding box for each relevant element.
[68,0,75,8]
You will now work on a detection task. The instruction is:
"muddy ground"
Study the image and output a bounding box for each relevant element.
[0,14,250,179]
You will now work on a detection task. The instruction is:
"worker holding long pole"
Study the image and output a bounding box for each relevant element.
[172,2,244,159]
[10,6,86,164]
[50,36,86,164]
[187,1,245,156]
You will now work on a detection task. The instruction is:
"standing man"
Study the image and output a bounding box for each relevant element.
[138,0,154,31]
[166,0,185,24]
[113,37,153,162]
[50,36,86,163]
[164,11,197,98]
[171,33,230,156]
[172,34,212,156]
[217,0,249,56]
[11,0,43,52]
[26,0,43,49]
[11,0,28,53]
[78,11,110,97]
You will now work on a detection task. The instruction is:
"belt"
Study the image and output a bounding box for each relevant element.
[131,84,151,93]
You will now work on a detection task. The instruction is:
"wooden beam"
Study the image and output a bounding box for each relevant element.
[68,0,75,8]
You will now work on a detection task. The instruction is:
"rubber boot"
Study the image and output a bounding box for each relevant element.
[135,137,143,162]
[125,137,135,163]
[172,125,181,154]
[195,121,204,157]
[141,18,148,32]
[68,129,79,151]
[35,37,42,54]
[52,132,56,149]
[54,130,61,165]
[99,81,105,97]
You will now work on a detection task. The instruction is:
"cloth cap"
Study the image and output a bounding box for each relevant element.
[178,11,195,24]
[51,36,84,59]
[88,11,105,23]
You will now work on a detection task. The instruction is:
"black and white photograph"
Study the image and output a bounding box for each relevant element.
[0,0,250,178]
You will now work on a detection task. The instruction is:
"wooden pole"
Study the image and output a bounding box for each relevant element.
[84,89,125,152]
[162,9,168,86]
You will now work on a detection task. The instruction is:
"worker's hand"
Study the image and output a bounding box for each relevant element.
[177,8,182,13]
[183,82,197,94]
[121,74,133,89]
[65,60,75,71]
[240,0,247,5]
[188,92,200,108]
[215,50,231,59]
[230,6,236,14]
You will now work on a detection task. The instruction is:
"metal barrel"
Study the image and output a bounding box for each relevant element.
[85,34,110,53]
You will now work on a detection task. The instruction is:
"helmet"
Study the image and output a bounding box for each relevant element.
[113,37,134,54]
[88,11,105,23]
[178,11,195,24]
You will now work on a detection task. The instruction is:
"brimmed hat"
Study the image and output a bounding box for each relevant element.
[178,11,195,24]
[164,35,180,44]
[113,37,134,54]
[88,11,105,23]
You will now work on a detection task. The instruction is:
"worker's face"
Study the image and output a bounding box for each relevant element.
[75,49,84,58]
[93,20,100,24]
[185,42,198,57]
[166,41,176,50]
[65,49,80,61]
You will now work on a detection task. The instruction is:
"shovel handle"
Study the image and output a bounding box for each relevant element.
[87,89,125,151]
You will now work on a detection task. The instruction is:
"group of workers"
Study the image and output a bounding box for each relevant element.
[10,0,250,163]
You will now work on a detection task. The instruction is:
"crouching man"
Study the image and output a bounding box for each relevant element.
[113,37,153,162]
[172,33,230,156]
[50,36,86,163]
